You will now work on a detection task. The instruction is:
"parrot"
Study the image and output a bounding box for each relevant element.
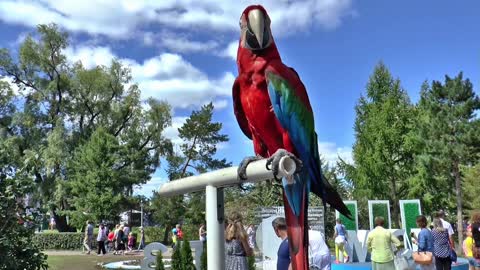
[233,5,352,270]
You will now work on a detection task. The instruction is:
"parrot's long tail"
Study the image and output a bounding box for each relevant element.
[283,190,308,270]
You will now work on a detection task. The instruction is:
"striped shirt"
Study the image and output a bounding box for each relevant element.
[432,229,450,258]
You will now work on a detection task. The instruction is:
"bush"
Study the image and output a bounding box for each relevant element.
[143,227,164,243]
[33,232,93,250]
[171,243,182,270]
[181,239,195,270]
[155,249,165,270]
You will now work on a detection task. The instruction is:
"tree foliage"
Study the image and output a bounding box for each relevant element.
[341,62,416,228]
[0,23,172,231]
[151,103,230,242]
[411,73,480,245]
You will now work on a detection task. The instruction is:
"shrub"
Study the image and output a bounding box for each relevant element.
[33,232,94,250]
[181,239,195,270]
[143,227,164,243]
[170,242,182,270]
[155,249,165,270]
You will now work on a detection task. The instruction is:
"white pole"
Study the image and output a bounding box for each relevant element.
[206,185,225,270]
[140,201,143,228]
[158,157,296,196]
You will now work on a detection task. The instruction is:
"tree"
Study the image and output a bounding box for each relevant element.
[462,163,480,212]
[155,249,165,270]
[170,243,183,270]
[0,177,48,270]
[181,238,195,270]
[0,24,172,231]
[342,62,416,228]
[151,103,230,242]
[413,73,480,246]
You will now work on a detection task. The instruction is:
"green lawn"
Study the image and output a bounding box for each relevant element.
[47,255,140,270]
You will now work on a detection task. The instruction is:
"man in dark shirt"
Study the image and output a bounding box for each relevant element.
[272,217,291,270]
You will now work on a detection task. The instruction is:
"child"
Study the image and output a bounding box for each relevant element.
[127,232,135,251]
[107,229,115,252]
[464,225,476,270]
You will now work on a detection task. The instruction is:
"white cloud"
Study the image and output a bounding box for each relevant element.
[64,46,116,69]
[0,1,355,39]
[163,116,188,145]
[63,45,235,109]
[317,141,353,165]
[220,41,238,61]
[161,36,219,53]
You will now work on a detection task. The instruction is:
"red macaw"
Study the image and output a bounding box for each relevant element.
[233,5,351,270]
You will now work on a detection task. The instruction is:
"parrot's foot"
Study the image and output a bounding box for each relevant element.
[238,155,263,180]
[266,149,303,180]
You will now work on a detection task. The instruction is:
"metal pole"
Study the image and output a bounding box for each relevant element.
[158,157,296,196]
[140,200,143,228]
[206,185,225,270]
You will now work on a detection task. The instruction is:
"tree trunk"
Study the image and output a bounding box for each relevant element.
[53,211,75,232]
[390,177,400,228]
[454,160,463,249]
[163,224,172,244]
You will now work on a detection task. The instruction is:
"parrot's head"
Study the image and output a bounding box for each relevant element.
[239,5,274,52]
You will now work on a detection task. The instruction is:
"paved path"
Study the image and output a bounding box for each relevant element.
[44,249,173,257]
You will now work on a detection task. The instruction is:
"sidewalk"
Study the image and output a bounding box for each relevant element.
[44,250,145,257]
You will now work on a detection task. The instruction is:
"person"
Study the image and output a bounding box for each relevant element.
[435,211,455,249]
[199,224,207,242]
[83,220,94,254]
[367,216,401,270]
[309,229,331,270]
[113,224,120,253]
[107,228,115,252]
[172,224,183,249]
[463,225,475,270]
[49,217,56,230]
[470,211,480,270]
[225,211,252,270]
[333,218,349,263]
[97,223,107,256]
[127,232,135,251]
[247,224,256,249]
[431,218,452,270]
[123,223,130,236]
[137,226,145,251]
[115,225,125,255]
[272,217,290,270]
[412,215,434,270]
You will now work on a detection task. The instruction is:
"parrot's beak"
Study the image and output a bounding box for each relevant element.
[245,9,271,51]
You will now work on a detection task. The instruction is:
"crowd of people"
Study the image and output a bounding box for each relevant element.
[223,212,331,270]
[82,221,145,256]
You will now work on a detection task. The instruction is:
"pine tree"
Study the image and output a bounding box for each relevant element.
[171,243,183,270]
[414,73,480,246]
[155,250,165,270]
[181,238,195,270]
[341,62,416,228]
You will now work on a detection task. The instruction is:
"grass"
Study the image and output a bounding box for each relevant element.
[47,255,140,270]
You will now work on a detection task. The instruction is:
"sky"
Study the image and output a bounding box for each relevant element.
[0,0,478,197]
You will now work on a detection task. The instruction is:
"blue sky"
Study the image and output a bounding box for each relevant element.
[0,1,478,196]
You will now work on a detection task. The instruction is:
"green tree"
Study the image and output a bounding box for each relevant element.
[155,249,165,270]
[171,243,183,270]
[152,103,230,242]
[0,24,172,231]
[412,73,480,245]
[462,163,480,212]
[181,238,195,270]
[0,178,48,270]
[342,62,416,228]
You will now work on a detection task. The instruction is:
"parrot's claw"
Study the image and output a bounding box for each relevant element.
[238,155,263,180]
[266,149,303,180]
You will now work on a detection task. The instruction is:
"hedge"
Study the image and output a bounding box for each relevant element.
[33,232,90,250]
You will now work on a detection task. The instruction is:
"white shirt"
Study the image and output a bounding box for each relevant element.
[309,230,330,256]
[441,218,454,236]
